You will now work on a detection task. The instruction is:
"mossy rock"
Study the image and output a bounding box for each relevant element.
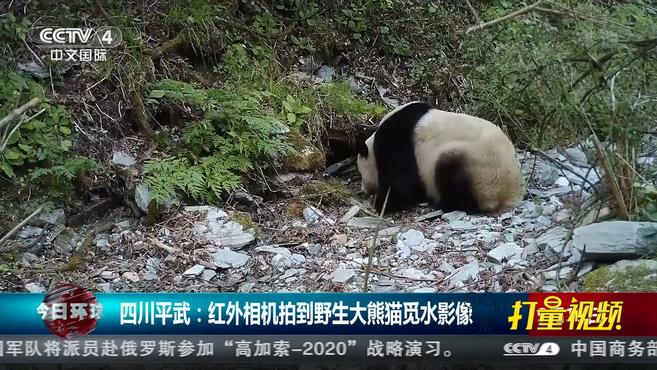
[284,201,305,219]
[582,259,657,292]
[302,179,352,206]
[283,130,325,172]
[229,211,262,238]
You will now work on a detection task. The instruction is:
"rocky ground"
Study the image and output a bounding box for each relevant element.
[4,128,657,294]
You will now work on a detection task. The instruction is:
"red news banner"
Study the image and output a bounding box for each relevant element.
[508,293,657,336]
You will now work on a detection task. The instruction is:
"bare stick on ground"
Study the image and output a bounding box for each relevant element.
[0,206,43,250]
[362,187,390,292]
[466,0,544,34]
[0,97,41,131]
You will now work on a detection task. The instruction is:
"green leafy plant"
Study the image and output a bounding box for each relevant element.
[290,35,317,54]
[0,13,31,44]
[0,69,98,187]
[341,5,369,40]
[145,79,294,204]
[463,0,657,219]
[282,95,312,125]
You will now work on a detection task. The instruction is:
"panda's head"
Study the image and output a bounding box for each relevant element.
[356,134,378,196]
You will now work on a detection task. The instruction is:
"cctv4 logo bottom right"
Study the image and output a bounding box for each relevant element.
[503,342,560,357]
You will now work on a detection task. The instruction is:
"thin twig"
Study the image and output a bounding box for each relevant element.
[362,187,390,292]
[0,97,41,131]
[464,0,482,23]
[466,0,544,34]
[584,116,630,219]
[0,108,45,152]
[0,206,43,249]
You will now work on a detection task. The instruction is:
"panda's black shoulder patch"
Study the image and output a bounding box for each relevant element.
[372,102,432,214]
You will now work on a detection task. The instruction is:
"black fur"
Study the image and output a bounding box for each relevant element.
[434,150,479,213]
[372,102,432,214]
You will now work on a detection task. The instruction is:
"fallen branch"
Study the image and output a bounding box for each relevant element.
[0,97,41,131]
[0,206,43,250]
[466,0,544,34]
[148,237,189,258]
[464,0,482,23]
[362,187,390,292]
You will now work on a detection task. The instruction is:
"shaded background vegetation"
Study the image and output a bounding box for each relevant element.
[0,0,656,233]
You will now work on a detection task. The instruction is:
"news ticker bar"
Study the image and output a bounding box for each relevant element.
[6,291,657,336]
[1,336,657,363]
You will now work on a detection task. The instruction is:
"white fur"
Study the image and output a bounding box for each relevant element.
[356,105,523,214]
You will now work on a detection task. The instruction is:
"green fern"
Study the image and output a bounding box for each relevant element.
[29,156,100,184]
[145,78,294,204]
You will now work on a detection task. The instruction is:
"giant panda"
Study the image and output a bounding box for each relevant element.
[356,101,524,215]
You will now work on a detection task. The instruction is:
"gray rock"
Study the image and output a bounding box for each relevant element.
[555,209,571,222]
[608,259,657,273]
[413,287,437,293]
[98,282,112,292]
[449,261,480,285]
[540,284,560,292]
[96,239,109,248]
[396,267,431,280]
[239,282,256,292]
[135,184,152,212]
[213,249,251,269]
[416,210,444,222]
[22,252,38,265]
[554,176,570,187]
[303,206,333,226]
[577,262,595,278]
[25,282,46,293]
[18,226,44,239]
[439,261,455,273]
[450,221,477,231]
[255,245,292,256]
[143,271,158,281]
[192,207,256,249]
[523,238,538,254]
[100,271,119,280]
[573,221,657,261]
[398,229,425,249]
[379,226,400,237]
[144,257,161,281]
[339,205,361,223]
[395,240,411,259]
[535,162,560,186]
[272,252,305,268]
[32,209,65,226]
[332,267,355,284]
[487,242,524,264]
[346,216,389,229]
[442,210,466,222]
[201,269,217,281]
[18,61,49,78]
[345,76,363,94]
[307,244,322,256]
[564,147,589,167]
[183,264,205,276]
[315,65,335,82]
[543,266,573,280]
[112,151,136,167]
[122,271,140,283]
[290,253,306,265]
[536,226,568,254]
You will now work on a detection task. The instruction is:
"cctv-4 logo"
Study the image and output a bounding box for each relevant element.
[503,342,560,357]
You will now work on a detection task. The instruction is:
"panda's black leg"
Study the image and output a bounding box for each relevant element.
[374,178,419,215]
